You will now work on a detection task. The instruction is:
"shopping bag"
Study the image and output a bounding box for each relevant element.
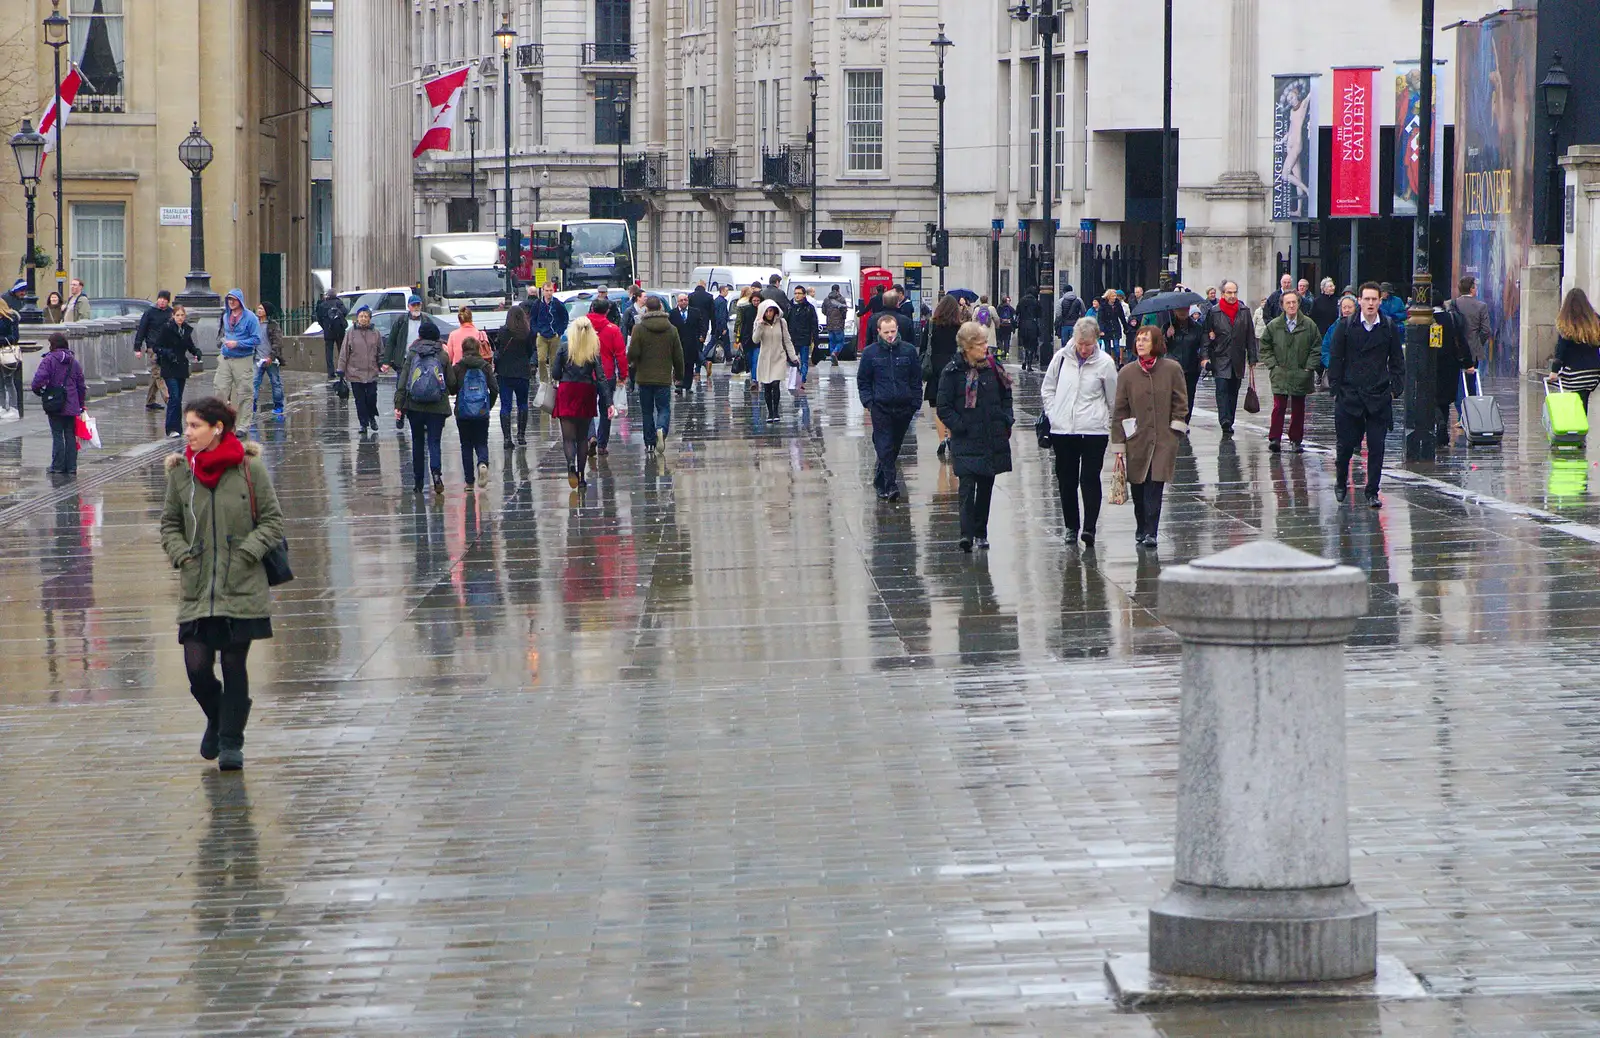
[1108,453,1129,506]
[336,377,350,402]
[1243,369,1261,413]
[785,366,800,392]
[610,394,628,418]
[74,413,102,449]
[534,380,556,414]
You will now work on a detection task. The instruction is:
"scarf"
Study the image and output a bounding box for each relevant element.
[1138,354,1159,373]
[1219,298,1241,323]
[187,431,246,489]
[963,355,1012,408]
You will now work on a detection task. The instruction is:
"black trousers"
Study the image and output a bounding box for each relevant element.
[1050,433,1108,534]
[48,413,77,474]
[1215,375,1242,430]
[1131,480,1166,538]
[1184,368,1201,424]
[870,405,915,494]
[1335,406,1390,494]
[958,474,995,540]
[351,380,379,428]
[323,335,342,378]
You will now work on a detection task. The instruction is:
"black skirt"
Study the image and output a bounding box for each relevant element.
[178,616,273,649]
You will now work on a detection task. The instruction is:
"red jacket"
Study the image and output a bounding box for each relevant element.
[589,312,629,381]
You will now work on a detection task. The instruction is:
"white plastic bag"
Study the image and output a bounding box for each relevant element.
[785,367,800,392]
[75,412,102,449]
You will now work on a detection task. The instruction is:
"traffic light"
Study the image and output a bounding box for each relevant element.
[505,228,523,269]
[558,230,575,269]
[924,222,938,253]
[932,229,949,267]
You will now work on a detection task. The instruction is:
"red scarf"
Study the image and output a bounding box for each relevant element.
[1219,297,1241,323]
[1138,354,1159,373]
[186,431,246,489]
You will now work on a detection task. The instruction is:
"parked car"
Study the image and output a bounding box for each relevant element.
[89,297,155,320]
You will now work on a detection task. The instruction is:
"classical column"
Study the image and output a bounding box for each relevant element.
[333,0,415,290]
[788,0,811,145]
[649,0,668,148]
[715,0,735,150]
[1223,0,1260,177]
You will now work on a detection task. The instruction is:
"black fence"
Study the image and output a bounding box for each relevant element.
[1079,244,1146,303]
[689,150,737,190]
[582,42,636,64]
[515,43,544,69]
[622,152,667,192]
[760,145,812,190]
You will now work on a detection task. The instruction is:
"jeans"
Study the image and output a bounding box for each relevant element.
[639,383,672,446]
[828,330,846,359]
[1335,406,1390,495]
[870,405,915,495]
[351,380,379,429]
[1050,433,1108,535]
[499,376,530,437]
[591,377,616,447]
[798,339,811,384]
[48,412,77,474]
[1269,393,1307,443]
[1131,480,1166,538]
[748,346,760,384]
[407,410,447,487]
[253,361,284,413]
[1214,374,1242,431]
[457,415,490,482]
[958,474,995,541]
[214,355,256,435]
[4,365,20,417]
[163,376,187,435]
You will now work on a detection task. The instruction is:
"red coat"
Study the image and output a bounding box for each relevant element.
[588,312,629,382]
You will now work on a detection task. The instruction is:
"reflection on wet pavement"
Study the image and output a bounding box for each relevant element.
[4,368,1600,1032]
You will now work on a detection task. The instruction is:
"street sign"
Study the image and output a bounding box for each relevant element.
[903,263,922,290]
[728,221,746,244]
[1429,323,1442,349]
[533,267,547,287]
[160,207,191,226]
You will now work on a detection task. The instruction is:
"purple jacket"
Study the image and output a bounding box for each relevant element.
[31,348,87,417]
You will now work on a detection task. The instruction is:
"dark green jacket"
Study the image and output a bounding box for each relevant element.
[393,340,454,415]
[625,311,684,386]
[1259,314,1323,396]
[159,441,284,623]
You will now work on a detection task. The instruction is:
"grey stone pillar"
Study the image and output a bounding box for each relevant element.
[1148,541,1373,983]
[333,0,414,291]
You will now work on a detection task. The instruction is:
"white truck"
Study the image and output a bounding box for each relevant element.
[417,233,514,316]
[781,249,861,340]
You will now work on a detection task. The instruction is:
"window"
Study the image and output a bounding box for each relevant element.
[847,0,884,9]
[595,78,630,145]
[310,106,332,161]
[596,0,631,47]
[845,70,883,172]
[525,82,544,147]
[758,80,768,154]
[310,31,333,89]
[757,0,776,20]
[311,181,333,267]
[700,86,709,150]
[686,86,698,162]
[1054,55,1067,194]
[69,0,123,109]
[71,202,125,299]
[1027,59,1040,195]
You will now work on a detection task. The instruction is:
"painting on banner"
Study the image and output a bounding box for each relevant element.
[1393,64,1447,216]
[1271,75,1317,221]
[1331,67,1381,218]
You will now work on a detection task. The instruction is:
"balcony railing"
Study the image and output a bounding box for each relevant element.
[516,43,544,70]
[582,42,636,65]
[761,145,812,190]
[76,92,125,115]
[622,152,667,192]
[689,150,737,191]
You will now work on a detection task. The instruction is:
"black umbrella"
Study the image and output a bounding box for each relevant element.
[1129,290,1203,318]
[946,288,979,303]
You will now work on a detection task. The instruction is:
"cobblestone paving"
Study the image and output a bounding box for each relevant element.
[4,365,1600,1034]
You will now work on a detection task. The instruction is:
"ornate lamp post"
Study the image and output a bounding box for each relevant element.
[612,90,629,199]
[494,12,517,306]
[175,122,220,307]
[1540,53,1572,245]
[9,119,47,323]
[1403,0,1438,462]
[43,0,69,301]
[464,107,480,232]
[805,67,823,248]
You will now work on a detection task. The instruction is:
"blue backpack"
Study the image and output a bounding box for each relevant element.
[457,366,491,419]
[408,351,447,404]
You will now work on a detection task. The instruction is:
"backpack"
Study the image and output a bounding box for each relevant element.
[975,305,992,327]
[326,304,348,339]
[457,366,491,419]
[408,350,447,404]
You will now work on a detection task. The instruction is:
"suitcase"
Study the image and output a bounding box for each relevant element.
[1459,371,1503,446]
[1543,377,1590,450]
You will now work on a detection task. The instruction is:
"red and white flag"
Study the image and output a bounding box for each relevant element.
[413,66,471,158]
[36,65,83,176]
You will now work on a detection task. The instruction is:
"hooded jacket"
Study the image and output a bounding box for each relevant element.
[218,290,262,360]
[337,317,386,383]
[588,310,629,381]
[822,290,849,332]
[752,301,798,384]
[626,311,685,387]
[160,439,284,624]
[31,346,87,416]
[448,339,500,418]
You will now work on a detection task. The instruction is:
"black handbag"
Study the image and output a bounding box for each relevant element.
[242,464,294,587]
[731,350,749,375]
[336,377,350,402]
[39,384,66,415]
[1035,411,1053,449]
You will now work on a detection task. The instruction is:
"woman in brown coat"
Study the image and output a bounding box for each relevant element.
[1112,325,1189,550]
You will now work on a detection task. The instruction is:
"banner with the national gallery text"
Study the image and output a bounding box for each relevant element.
[1271,75,1318,221]
[1393,64,1447,216]
[1331,67,1381,217]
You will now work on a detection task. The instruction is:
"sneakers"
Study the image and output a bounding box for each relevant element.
[478,462,490,478]
[974,537,990,550]
[167,431,181,439]
[273,408,285,418]
[656,430,666,452]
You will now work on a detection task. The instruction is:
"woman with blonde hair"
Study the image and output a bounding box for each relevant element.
[552,316,614,489]
[1553,287,1600,410]
[935,321,1015,552]
[445,304,490,366]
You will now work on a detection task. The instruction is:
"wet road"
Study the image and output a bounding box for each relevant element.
[4,364,1600,1034]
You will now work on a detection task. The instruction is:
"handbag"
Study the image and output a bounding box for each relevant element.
[1035,411,1052,449]
[1108,453,1129,506]
[39,384,66,415]
[731,351,749,375]
[241,464,294,587]
[1243,368,1261,414]
[534,379,556,414]
[336,377,350,402]
[0,343,20,369]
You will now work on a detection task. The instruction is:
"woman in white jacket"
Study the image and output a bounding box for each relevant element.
[1041,316,1119,548]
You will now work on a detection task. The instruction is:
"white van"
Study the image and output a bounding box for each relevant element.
[781,249,861,339]
[689,265,783,294]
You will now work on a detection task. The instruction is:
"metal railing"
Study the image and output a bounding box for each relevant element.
[77,92,125,114]
[761,145,812,190]
[622,152,668,192]
[582,41,636,64]
[516,43,544,69]
[688,150,736,190]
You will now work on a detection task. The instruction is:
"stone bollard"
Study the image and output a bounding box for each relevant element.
[1105,541,1421,1004]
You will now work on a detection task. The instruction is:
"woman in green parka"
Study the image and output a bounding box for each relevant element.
[159,396,284,771]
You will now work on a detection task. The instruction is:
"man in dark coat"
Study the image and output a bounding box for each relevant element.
[869,290,915,349]
[1329,281,1406,508]
[1262,273,1293,324]
[1200,280,1258,436]
[134,289,174,411]
[857,312,922,501]
[759,273,790,316]
[669,292,707,394]
[314,289,348,382]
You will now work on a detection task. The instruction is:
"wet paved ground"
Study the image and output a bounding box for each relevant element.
[6,362,1600,1035]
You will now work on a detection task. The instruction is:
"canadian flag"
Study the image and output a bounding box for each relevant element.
[37,65,84,176]
[413,66,471,158]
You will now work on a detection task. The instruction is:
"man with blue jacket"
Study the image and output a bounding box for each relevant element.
[215,288,262,434]
[520,282,568,384]
[857,312,922,502]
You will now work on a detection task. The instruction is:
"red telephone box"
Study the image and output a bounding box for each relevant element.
[858,266,895,351]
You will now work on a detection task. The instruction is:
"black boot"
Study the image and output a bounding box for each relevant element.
[500,413,513,444]
[217,695,252,772]
[517,411,529,446]
[189,679,221,761]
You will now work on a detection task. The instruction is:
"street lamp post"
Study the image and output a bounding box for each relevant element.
[805,67,823,248]
[175,122,219,307]
[43,0,68,301]
[9,119,46,324]
[494,13,517,307]
[931,25,953,298]
[1540,53,1572,246]
[1160,0,1175,291]
[612,91,628,199]
[1403,0,1437,462]
[465,107,480,232]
